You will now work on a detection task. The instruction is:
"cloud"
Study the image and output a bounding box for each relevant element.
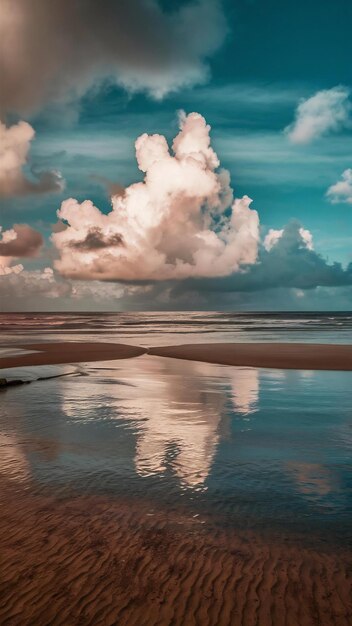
[236,220,351,291]
[0,119,64,197]
[263,228,284,251]
[0,0,227,115]
[0,265,131,305]
[264,225,313,252]
[52,112,260,281]
[0,266,70,294]
[68,228,124,251]
[326,168,352,204]
[0,262,24,276]
[285,86,351,144]
[2,221,352,309]
[0,224,43,258]
[175,220,352,295]
[0,223,43,274]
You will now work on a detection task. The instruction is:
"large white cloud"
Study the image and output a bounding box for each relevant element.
[0,119,64,197]
[284,86,351,144]
[52,112,260,281]
[0,0,227,115]
[326,168,352,204]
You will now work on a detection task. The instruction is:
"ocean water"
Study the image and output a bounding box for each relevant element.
[1,344,351,549]
[0,310,352,346]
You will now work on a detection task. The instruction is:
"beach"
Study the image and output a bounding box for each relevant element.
[0,476,350,626]
[0,342,146,370]
[1,340,352,371]
[0,313,351,625]
[149,342,352,370]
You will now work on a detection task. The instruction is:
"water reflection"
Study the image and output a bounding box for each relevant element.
[0,356,351,537]
[0,433,30,483]
[230,367,259,415]
[287,462,336,504]
[58,357,260,489]
[134,360,225,488]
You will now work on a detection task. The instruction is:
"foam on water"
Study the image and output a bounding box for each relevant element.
[0,364,81,386]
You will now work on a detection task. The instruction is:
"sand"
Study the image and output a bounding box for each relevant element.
[0,478,351,626]
[149,342,352,371]
[1,342,352,623]
[0,342,147,370]
[1,341,352,372]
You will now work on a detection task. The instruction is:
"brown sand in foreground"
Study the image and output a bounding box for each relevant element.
[0,480,351,626]
[0,342,147,369]
[149,342,352,370]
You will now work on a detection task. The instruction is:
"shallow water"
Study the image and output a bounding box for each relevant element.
[1,354,351,548]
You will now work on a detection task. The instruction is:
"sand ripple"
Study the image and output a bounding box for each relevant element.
[0,481,351,626]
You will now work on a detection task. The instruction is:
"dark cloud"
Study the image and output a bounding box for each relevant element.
[1,169,64,198]
[0,0,227,115]
[0,224,43,258]
[69,227,124,251]
[171,221,352,295]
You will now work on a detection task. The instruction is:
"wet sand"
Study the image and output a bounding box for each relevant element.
[0,342,147,370]
[149,342,352,371]
[1,341,352,372]
[1,344,352,625]
[0,479,351,626]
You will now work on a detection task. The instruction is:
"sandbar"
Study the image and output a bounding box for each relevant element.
[149,342,352,370]
[1,341,352,371]
[0,341,146,369]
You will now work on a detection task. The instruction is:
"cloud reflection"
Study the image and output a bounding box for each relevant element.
[60,357,260,489]
[287,462,336,503]
[134,359,225,488]
[0,433,30,483]
[4,356,260,491]
[230,367,259,415]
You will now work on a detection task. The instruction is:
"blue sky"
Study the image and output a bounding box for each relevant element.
[1,0,352,310]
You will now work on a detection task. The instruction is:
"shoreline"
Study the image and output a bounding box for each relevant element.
[1,341,352,371]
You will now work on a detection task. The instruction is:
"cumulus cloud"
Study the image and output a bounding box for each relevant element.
[264,225,313,252]
[263,228,284,251]
[0,266,132,307]
[326,168,352,204]
[2,220,352,309]
[0,223,43,274]
[0,262,24,276]
[52,112,260,281]
[0,266,70,295]
[0,224,43,258]
[176,220,352,295]
[0,119,64,197]
[285,86,351,144]
[0,0,227,115]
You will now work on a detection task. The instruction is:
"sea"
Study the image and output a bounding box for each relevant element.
[1,310,352,346]
[0,311,351,550]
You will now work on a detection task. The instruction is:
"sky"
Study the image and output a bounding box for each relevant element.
[1,0,352,311]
